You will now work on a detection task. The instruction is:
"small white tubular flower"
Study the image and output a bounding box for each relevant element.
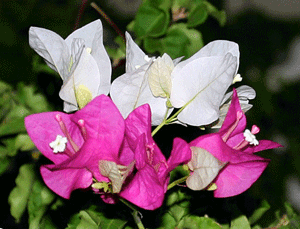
[233,74,242,84]
[243,129,259,146]
[29,20,111,112]
[49,135,68,153]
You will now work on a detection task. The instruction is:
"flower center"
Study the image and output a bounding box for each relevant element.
[232,73,242,84]
[233,125,260,150]
[49,135,67,153]
[51,114,88,156]
[221,111,260,150]
[146,143,168,172]
[146,143,155,165]
[222,111,243,142]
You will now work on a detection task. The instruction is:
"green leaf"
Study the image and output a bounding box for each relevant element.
[74,211,101,229]
[0,117,26,137]
[15,133,35,151]
[183,27,203,57]
[0,154,10,176]
[4,104,30,120]
[178,215,222,229]
[0,81,13,120]
[144,23,203,59]
[27,180,56,229]
[172,0,191,12]
[0,97,13,120]
[134,1,170,38]
[2,138,18,156]
[17,82,50,113]
[0,80,12,94]
[248,199,270,225]
[144,37,162,54]
[149,0,172,11]
[144,25,190,59]
[8,163,37,223]
[67,207,127,229]
[203,1,226,26]
[230,215,251,229]
[98,214,127,229]
[160,212,178,229]
[106,36,126,62]
[169,165,190,183]
[106,46,125,59]
[284,202,300,228]
[126,20,135,32]
[32,55,57,75]
[187,2,208,28]
[159,189,190,228]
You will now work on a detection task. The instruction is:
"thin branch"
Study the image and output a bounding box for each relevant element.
[90,2,126,43]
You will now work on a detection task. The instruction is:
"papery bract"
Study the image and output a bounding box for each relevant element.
[25,95,125,199]
[170,40,239,126]
[186,146,225,191]
[29,20,111,112]
[189,89,282,197]
[119,104,191,210]
[111,35,241,127]
[147,53,174,98]
[212,85,256,128]
[110,32,172,125]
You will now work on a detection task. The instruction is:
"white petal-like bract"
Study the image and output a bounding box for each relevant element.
[111,62,171,125]
[186,147,224,191]
[29,19,111,112]
[29,27,70,80]
[147,53,174,98]
[170,53,237,126]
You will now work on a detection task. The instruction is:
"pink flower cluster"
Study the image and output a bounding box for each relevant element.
[25,89,281,210]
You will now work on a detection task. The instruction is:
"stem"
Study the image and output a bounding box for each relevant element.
[151,104,186,136]
[90,2,126,43]
[167,176,188,190]
[119,198,145,229]
[151,106,171,136]
[74,0,89,30]
[152,120,166,136]
[132,211,145,229]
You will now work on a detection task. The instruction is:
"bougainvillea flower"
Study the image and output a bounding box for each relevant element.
[170,40,239,126]
[119,104,191,210]
[212,85,256,128]
[25,95,125,199]
[110,32,172,125]
[189,89,282,197]
[29,20,111,112]
[111,33,241,127]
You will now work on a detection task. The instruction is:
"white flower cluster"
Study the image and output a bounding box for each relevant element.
[29,20,256,128]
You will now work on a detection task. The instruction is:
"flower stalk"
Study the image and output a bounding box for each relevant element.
[119,198,145,229]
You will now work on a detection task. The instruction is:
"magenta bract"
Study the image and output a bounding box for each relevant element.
[190,89,282,197]
[119,104,191,210]
[25,95,125,199]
